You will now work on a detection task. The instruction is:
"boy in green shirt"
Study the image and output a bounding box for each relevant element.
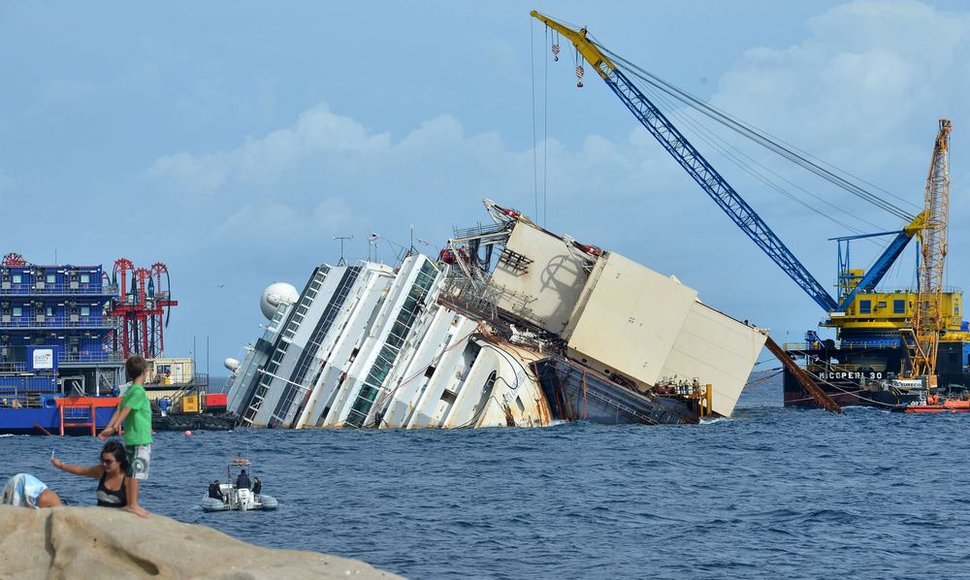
[99,354,152,518]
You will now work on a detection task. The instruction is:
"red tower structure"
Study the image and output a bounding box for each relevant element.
[105,258,177,359]
[1,253,27,267]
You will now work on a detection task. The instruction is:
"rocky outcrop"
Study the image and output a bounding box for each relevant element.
[0,506,402,579]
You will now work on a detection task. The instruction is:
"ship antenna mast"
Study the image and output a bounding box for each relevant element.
[334,235,352,267]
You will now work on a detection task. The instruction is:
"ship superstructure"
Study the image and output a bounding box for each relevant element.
[0,253,122,395]
[224,201,767,429]
[0,253,122,433]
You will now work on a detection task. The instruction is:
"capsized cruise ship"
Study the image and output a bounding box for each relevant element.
[224,201,767,429]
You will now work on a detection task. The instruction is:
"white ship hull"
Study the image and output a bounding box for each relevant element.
[224,200,765,429]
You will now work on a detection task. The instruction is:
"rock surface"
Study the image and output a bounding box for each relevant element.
[0,506,403,579]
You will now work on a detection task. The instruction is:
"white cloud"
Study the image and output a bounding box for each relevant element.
[147,103,392,195]
[146,98,669,224]
[713,0,970,164]
[207,197,354,247]
[143,0,970,346]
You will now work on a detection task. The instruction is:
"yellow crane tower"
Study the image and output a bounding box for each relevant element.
[905,119,952,383]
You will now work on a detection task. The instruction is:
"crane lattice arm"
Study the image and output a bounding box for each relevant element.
[531,10,839,312]
[911,118,952,378]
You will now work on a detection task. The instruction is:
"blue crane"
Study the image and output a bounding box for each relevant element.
[530,11,921,315]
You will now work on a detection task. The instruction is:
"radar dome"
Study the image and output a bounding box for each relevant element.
[224,357,241,373]
[260,282,299,318]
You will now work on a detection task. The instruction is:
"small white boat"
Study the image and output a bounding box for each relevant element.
[201,458,278,512]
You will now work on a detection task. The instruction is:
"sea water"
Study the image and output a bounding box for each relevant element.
[3,373,970,579]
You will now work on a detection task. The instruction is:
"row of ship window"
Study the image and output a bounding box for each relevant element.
[2,307,93,317]
[856,299,959,316]
[3,274,93,284]
[856,299,908,314]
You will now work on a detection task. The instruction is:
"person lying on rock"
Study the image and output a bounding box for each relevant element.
[51,440,129,509]
[2,473,62,508]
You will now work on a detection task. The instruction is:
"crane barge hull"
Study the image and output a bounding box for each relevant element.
[783,340,970,410]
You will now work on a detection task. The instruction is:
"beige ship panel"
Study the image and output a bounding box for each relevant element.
[471,344,550,428]
[658,302,766,417]
[564,252,697,387]
[488,222,589,334]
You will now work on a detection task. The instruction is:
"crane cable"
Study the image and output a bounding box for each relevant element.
[530,21,539,221]
[614,50,917,221]
[530,21,552,227]
[590,38,920,222]
[639,81,882,235]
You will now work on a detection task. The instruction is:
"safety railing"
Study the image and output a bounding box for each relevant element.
[0,361,28,373]
[0,352,122,370]
[0,316,115,330]
[58,352,124,364]
[0,283,117,296]
[784,339,901,352]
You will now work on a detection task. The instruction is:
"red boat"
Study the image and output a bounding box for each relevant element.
[894,395,970,414]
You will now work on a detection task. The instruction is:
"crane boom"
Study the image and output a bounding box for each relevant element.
[531,11,838,312]
[911,119,952,377]
[835,212,926,311]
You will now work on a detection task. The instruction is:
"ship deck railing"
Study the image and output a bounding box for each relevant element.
[0,284,118,296]
[145,372,209,388]
[451,222,510,242]
[0,317,117,330]
[58,352,124,364]
[0,353,123,371]
[0,361,30,373]
[784,340,902,352]
[838,285,963,297]
[0,392,53,409]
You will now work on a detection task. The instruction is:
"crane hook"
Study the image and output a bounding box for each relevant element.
[576,65,585,88]
[551,43,560,62]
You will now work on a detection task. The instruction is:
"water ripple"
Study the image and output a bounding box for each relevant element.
[3,377,970,578]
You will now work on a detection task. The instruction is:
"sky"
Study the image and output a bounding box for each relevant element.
[2,0,970,369]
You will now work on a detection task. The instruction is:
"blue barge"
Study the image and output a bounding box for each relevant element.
[0,253,123,435]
